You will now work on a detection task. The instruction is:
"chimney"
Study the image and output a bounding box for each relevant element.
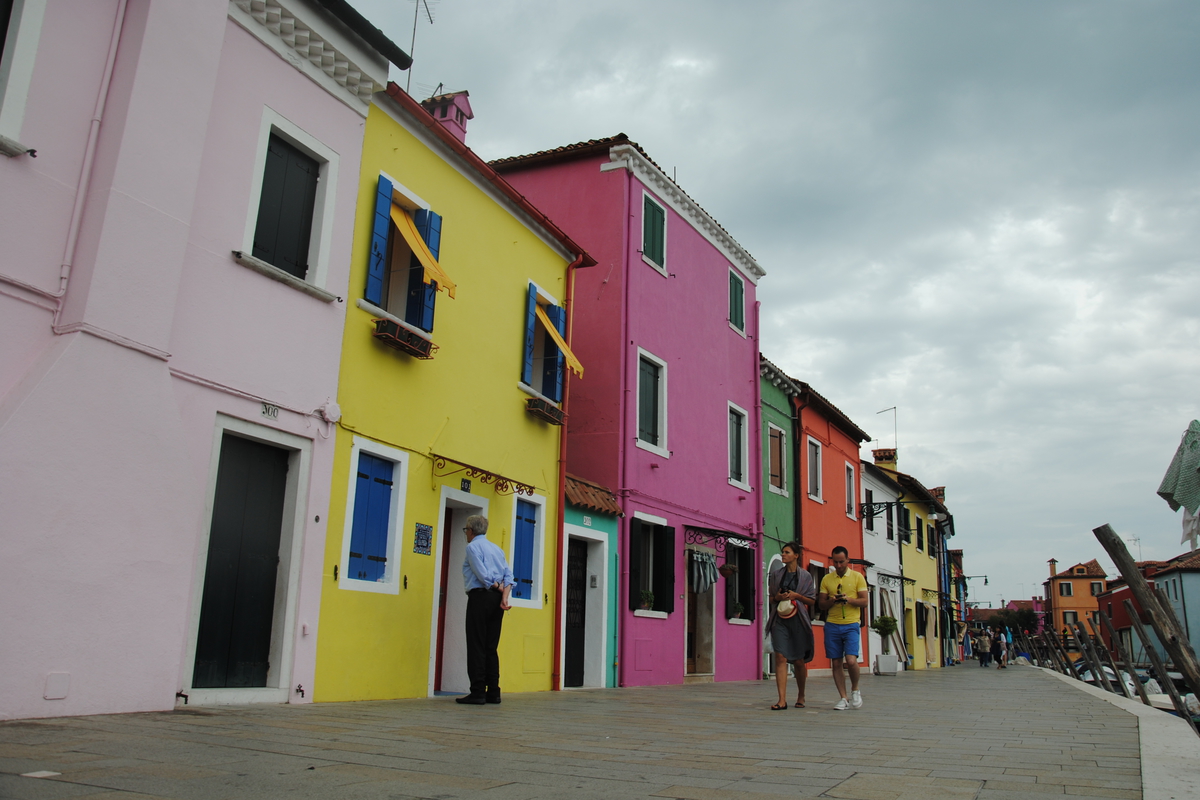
[420,90,473,144]
[872,448,896,469]
[931,486,945,503]
[1048,558,1058,577]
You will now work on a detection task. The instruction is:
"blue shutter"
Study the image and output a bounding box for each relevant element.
[366,177,392,306]
[513,500,537,600]
[413,209,442,260]
[541,304,566,402]
[521,284,538,386]
[348,459,373,580]
[403,208,441,332]
[349,453,393,582]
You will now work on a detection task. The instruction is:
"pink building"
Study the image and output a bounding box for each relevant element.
[0,0,408,719]
[494,136,766,686]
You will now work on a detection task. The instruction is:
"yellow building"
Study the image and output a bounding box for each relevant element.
[313,88,591,701]
[871,449,948,670]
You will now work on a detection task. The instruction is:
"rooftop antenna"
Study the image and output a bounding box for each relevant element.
[877,406,897,453]
[1125,534,1142,560]
[406,0,435,95]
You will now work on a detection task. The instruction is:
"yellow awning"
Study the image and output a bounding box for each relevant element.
[391,205,457,299]
[534,304,583,378]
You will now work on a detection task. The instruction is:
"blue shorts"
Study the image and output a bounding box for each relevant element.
[824,622,861,660]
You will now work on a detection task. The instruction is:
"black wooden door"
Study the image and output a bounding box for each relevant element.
[193,434,289,688]
[564,538,588,687]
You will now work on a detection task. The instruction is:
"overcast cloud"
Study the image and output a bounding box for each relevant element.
[354,0,1200,607]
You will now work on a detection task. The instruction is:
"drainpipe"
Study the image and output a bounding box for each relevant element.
[0,0,128,313]
[551,252,586,691]
[617,163,632,688]
[791,393,808,551]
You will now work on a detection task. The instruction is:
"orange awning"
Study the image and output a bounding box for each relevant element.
[534,304,583,378]
[391,205,456,299]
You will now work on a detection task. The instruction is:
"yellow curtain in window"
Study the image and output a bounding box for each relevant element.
[390,205,457,299]
[534,304,583,378]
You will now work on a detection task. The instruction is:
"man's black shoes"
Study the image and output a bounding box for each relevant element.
[455,694,486,705]
[485,694,501,704]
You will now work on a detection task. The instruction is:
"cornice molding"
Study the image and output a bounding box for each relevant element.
[602,144,765,284]
[230,0,384,111]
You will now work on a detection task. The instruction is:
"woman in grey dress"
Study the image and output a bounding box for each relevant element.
[766,541,816,710]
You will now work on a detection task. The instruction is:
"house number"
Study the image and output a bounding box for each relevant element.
[261,402,280,420]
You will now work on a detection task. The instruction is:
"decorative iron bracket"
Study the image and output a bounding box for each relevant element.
[922,589,941,601]
[431,454,534,496]
[683,526,755,552]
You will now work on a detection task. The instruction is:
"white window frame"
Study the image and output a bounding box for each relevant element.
[240,107,340,293]
[0,0,46,150]
[635,347,670,458]
[806,436,823,502]
[506,492,548,610]
[1059,582,1073,597]
[863,488,876,535]
[1062,610,1078,626]
[844,462,856,520]
[767,423,788,497]
[641,190,667,276]
[728,269,746,337]
[338,436,409,595]
[727,401,751,491]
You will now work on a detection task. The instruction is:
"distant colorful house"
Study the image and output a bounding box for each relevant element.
[759,357,800,676]
[312,86,592,701]
[862,461,906,667]
[493,134,765,686]
[870,449,950,669]
[1043,558,1107,658]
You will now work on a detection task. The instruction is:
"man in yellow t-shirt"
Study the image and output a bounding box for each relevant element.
[818,546,869,710]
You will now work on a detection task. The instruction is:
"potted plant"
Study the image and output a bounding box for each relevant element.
[871,615,898,654]
[639,590,655,611]
[718,562,738,579]
[731,601,744,619]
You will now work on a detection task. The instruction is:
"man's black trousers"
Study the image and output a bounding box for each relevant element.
[465,588,504,697]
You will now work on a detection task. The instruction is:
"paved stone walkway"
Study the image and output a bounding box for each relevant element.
[0,665,1147,799]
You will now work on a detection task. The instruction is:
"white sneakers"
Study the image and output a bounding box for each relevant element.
[834,691,863,711]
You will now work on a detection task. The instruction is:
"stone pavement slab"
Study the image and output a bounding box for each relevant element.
[0,664,1179,799]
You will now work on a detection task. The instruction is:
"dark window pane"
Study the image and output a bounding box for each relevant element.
[638,357,660,445]
[253,134,318,279]
[643,196,664,266]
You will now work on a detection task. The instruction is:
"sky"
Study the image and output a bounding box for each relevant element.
[353,0,1200,607]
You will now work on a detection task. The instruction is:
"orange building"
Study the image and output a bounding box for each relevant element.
[793,382,871,665]
[1042,558,1107,657]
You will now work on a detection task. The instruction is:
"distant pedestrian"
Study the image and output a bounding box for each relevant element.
[818,546,869,710]
[765,542,816,710]
[990,627,1004,670]
[456,515,513,705]
[978,630,992,667]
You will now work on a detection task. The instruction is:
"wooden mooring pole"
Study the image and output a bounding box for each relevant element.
[1097,608,1151,706]
[1123,599,1200,737]
[1093,523,1200,699]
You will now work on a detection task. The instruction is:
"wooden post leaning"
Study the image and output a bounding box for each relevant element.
[1123,599,1200,737]
[1045,630,1075,678]
[1038,631,1066,674]
[1098,608,1151,706]
[1094,523,1200,698]
[1046,629,1081,679]
[1086,618,1133,699]
[1071,621,1115,693]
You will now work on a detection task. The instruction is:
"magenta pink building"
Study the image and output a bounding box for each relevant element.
[494,136,766,686]
[0,0,408,719]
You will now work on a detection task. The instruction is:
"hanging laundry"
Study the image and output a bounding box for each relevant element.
[1157,420,1200,514]
[1183,507,1199,551]
[690,551,718,594]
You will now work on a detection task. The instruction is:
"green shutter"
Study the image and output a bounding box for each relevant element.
[643,195,665,266]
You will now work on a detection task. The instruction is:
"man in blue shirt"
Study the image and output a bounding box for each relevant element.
[457,514,514,705]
